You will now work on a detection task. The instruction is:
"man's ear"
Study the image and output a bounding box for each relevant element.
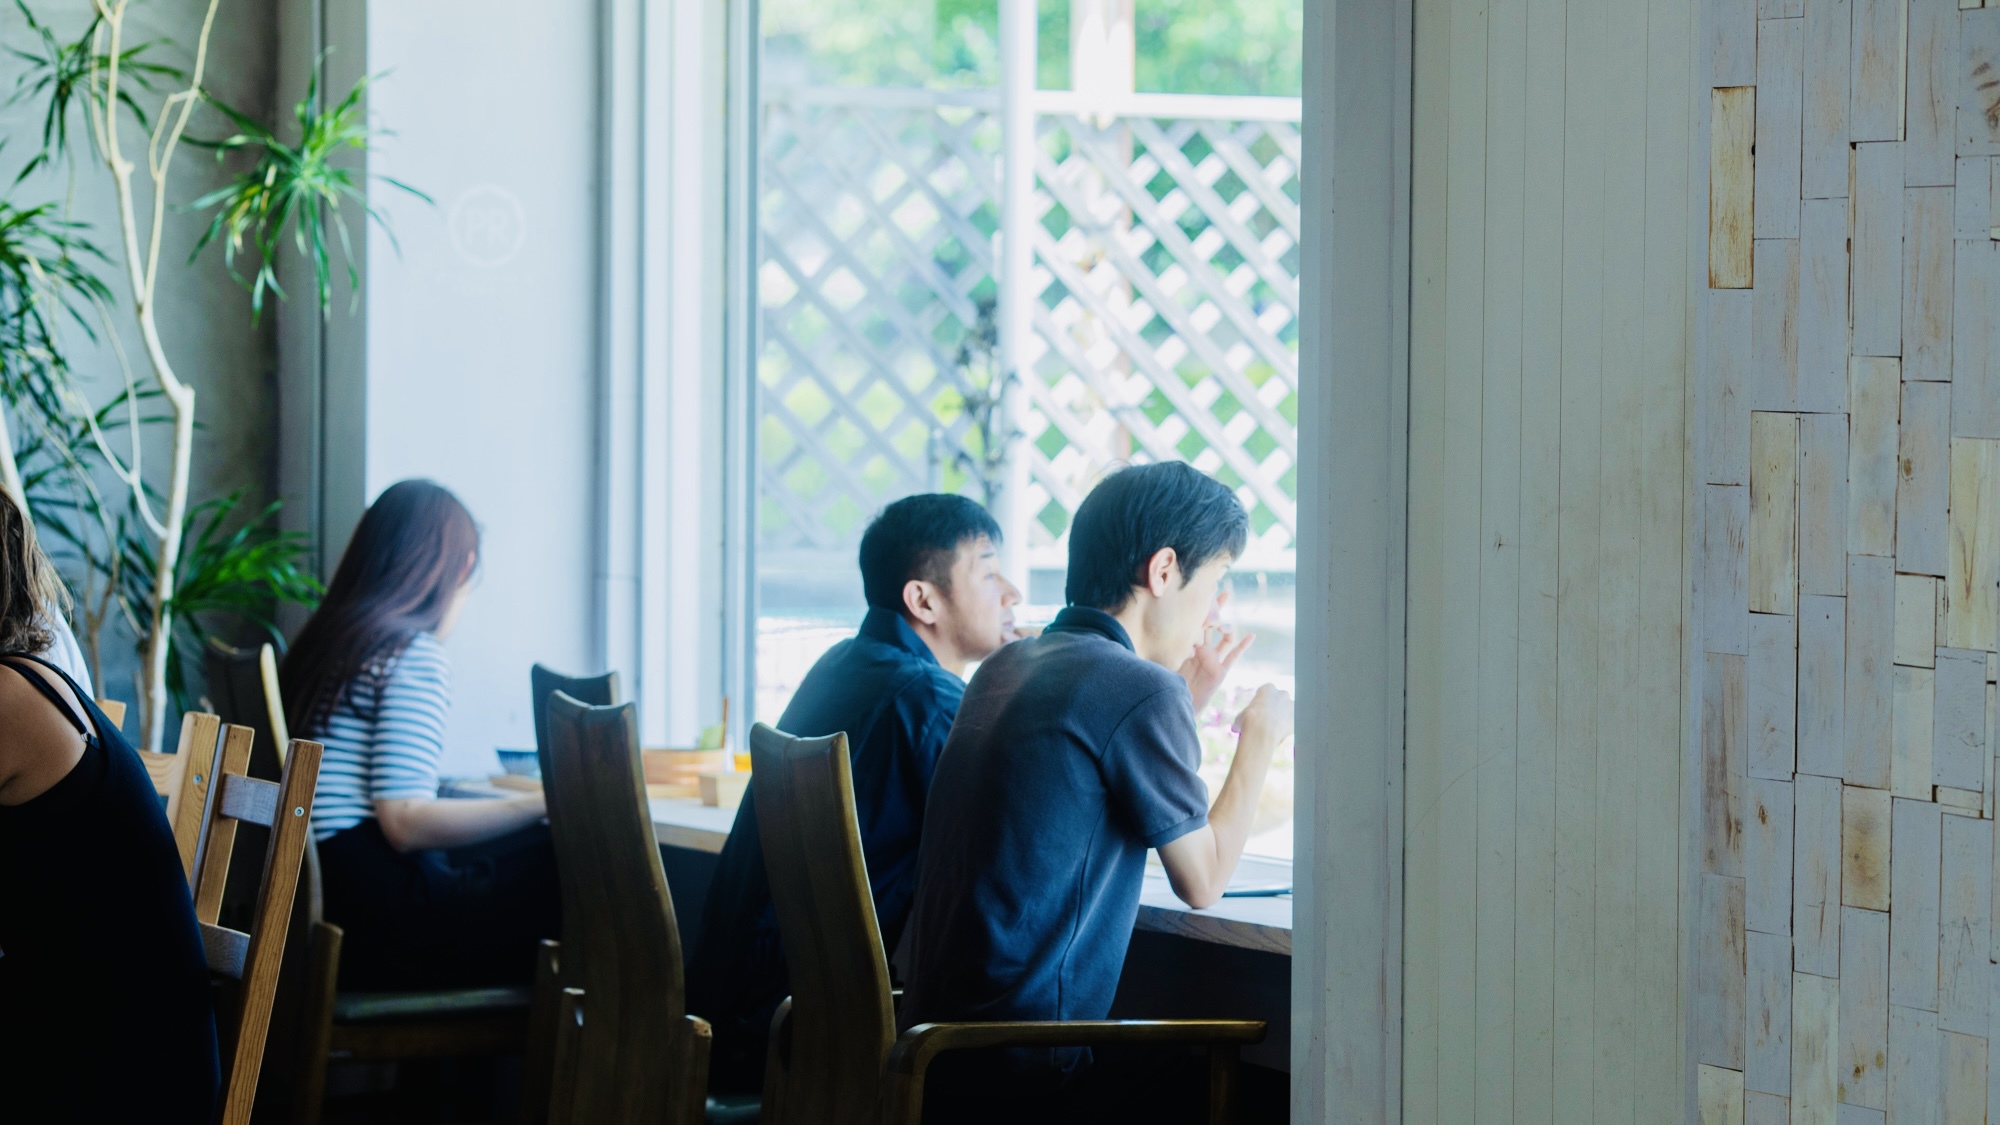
[902,579,942,626]
[1143,547,1180,597]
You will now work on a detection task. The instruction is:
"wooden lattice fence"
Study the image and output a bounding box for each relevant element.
[756,86,1302,572]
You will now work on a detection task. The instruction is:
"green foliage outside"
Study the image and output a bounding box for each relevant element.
[761,0,1301,97]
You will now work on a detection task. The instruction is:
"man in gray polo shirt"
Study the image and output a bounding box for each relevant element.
[900,461,1294,1120]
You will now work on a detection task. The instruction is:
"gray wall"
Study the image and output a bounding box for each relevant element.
[0,1,280,706]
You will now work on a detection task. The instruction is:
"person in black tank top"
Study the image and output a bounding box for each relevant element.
[0,492,219,1122]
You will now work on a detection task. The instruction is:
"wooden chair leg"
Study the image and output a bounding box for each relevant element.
[290,921,343,1125]
[519,940,562,1125]
[1206,1043,1240,1125]
[546,988,584,1125]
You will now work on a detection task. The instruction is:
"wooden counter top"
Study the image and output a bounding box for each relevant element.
[448,778,1291,954]
[648,796,736,853]
[1137,855,1293,956]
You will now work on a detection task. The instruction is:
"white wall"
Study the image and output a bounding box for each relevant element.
[282,0,732,777]
[355,1,601,776]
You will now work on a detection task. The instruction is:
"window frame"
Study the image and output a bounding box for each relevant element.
[711,0,1415,1109]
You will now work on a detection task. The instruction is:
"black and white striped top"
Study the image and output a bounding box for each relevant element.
[306,632,452,841]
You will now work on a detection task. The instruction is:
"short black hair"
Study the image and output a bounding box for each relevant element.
[1064,462,1249,611]
[859,494,1004,613]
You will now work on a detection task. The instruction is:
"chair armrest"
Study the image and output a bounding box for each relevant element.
[878,1019,1265,1125]
[887,1018,1265,1077]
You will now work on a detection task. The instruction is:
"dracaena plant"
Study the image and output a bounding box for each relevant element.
[119,490,323,711]
[0,187,111,506]
[3,5,415,747]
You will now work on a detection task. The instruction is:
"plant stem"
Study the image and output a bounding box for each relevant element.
[93,0,220,750]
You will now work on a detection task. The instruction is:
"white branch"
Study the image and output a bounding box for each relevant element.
[90,0,217,748]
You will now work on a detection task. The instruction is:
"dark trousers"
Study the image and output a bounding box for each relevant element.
[319,819,562,990]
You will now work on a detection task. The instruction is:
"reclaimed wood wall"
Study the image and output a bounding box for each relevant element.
[1402,0,1698,1116]
[1695,1,2000,1123]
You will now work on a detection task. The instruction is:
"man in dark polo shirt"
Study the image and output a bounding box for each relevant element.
[687,494,1024,1092]
[900,462,1293,1118]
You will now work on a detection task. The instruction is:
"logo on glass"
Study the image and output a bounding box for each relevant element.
[448,185,528,269]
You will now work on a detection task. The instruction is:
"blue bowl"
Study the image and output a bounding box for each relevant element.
[496,748,541,779]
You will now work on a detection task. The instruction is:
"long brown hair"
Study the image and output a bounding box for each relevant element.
[0,488,64,656]
[282,480,479,734]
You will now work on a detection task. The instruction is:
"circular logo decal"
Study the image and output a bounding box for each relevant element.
[448,185,528,269]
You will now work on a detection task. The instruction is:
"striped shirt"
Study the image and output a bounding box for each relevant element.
[306,632,452,841]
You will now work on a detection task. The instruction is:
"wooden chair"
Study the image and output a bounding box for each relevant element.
[187,728,326,1125]
[747,723,1266,1125]
[539,693,711,1125]
[95,697,126,730]
[521,665,619,1125]
[281,840,539,1123]
[136,710,245,886]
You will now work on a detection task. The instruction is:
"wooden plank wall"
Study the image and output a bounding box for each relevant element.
[1401,0,1696,1113]
[1692,2,2000,1124]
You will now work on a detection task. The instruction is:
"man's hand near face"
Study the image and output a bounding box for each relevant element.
[1179,618,1255,711]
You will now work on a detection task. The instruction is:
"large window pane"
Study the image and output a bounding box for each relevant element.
[753,0,1301,857]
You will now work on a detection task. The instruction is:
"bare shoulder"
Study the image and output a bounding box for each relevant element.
[0,658,89,807]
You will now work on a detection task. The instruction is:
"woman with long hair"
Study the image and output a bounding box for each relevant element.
[284,479,557,988]
[0,488,219,1121]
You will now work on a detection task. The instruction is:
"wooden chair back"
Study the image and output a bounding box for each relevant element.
[204,638,290,777]
[748,722,896,1125]
[189,731,325,1125]
[541,694,707,1125]
[522,664,618,1123]
[138,711,234,885]
[531,664,618,760]
[95,697,127,730]
[530,664,619,929]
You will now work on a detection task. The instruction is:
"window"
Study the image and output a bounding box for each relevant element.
[746,0,1302,857]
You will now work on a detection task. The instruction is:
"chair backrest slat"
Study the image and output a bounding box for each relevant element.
[531,665,618,765]
[96,698,127,730]
[531,665,619,941]
[201,921,251,977]
[258,645,289,752]
[170,712,223,877]
[137,711,225,886]
[140,750,177,794]
[192,726,255,925]
[218,772,282,827]
[749,723,897,1125]
[544,694,698,1124]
